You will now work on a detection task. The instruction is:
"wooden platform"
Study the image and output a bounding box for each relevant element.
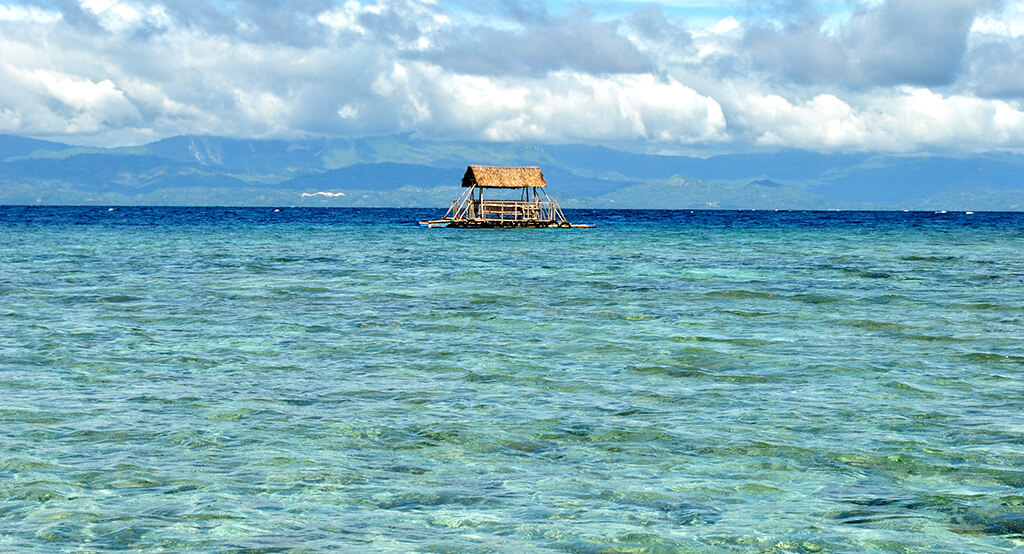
[421,165,592,229]
[420,219,593,229]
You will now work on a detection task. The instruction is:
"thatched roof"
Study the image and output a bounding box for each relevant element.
[462,165,547,188]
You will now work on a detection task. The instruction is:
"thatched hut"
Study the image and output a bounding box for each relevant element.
[420,165,590,228]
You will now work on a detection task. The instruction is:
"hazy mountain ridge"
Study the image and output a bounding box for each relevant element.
[1,134,1023,209]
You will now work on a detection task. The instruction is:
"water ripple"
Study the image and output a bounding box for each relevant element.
[1,208,1023,550]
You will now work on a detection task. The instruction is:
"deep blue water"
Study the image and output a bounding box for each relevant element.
[1,207,1023,551]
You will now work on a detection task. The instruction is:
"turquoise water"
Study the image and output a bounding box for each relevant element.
[1,207,1023,551]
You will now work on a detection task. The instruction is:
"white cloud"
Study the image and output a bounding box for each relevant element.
[1,0,1024,153]
[705,16,739,35]
[80,0,170,34]
[731,88,1024,152]
[232,89,289,133]
[738,93,867,149]
[317,1,369,35]
[367,64,726,143]
[0,63,142,135]
[971,1,1024,37]
[0,4,61,23]
[0,107,21,128]
[12,67,123,112]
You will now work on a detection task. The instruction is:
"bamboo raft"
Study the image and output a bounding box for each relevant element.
[420,165,594,229]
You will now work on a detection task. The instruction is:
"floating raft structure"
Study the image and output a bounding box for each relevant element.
[420,165,593,228]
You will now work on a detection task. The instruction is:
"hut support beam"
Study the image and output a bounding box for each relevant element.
[420,164,592,228]
[443,184,477,220]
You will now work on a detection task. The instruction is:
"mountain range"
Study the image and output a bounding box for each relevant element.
[1,134,1023,210]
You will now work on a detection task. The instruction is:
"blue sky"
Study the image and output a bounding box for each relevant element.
[2,0,1024,154]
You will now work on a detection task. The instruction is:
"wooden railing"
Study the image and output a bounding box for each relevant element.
[440,188,569,225]
[476,200,542,220]
[465,200,562,221]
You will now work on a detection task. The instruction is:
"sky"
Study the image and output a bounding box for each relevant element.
[3,0,1024,154]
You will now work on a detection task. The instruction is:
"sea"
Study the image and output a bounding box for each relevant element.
[1,206,1022,552]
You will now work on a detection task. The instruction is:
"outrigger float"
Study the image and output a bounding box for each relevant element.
[420,165,593,228]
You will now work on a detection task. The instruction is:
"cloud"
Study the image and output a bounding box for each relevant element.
[623,5,695,62]
[316,0,444,49]
[0,0,716,145]
[966,37,1024,97]
[0,62,142,135]
[742,0,1003,87]
[729,88,1024,152]
[79,0,172,34]
[350,63,727,143]
[0,3,61,23]
[2,0,1024,153]
[967,6,1024,97]
[409,8,653,76]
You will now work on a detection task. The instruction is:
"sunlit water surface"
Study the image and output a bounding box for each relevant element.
[1,207,1023,551]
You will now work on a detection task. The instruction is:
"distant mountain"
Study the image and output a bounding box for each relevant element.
[1,133,1023,209]
[582,176,844,210]
[814,155,1024,204]
[0,135,76,160]
[279,163,461,191]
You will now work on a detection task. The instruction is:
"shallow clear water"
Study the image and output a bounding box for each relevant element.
[1,207,1023,551]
